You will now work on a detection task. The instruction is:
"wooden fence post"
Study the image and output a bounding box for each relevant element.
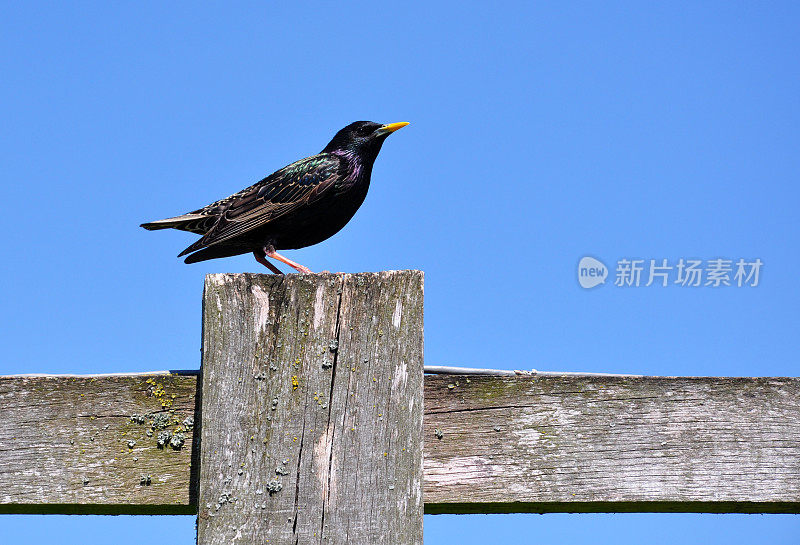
[197,271,424,545]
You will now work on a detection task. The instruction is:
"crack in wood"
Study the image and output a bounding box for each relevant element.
[319,276,344,543]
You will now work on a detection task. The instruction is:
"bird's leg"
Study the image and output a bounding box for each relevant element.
[253,250,284,274]
[264,246,313,274]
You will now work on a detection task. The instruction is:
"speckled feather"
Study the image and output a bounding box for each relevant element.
[176,154,344,257]
[140,120,405,266]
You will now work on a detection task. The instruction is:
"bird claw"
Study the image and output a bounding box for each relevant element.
[264,249,313,274]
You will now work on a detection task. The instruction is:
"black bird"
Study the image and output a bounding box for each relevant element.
[141,121,409,273]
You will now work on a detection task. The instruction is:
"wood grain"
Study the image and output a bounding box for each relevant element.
[3,374,799,514]
[424,375,800,513]
[197,271,424,544]
[0,372,199,514]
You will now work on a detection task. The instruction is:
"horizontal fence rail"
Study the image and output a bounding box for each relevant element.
[2,372,798,514]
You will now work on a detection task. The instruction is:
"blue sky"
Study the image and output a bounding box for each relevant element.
[2,2,799,543]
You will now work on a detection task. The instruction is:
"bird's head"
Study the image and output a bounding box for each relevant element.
[322,121,409,157]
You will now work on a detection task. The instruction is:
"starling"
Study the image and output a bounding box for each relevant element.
[141,121,409,273]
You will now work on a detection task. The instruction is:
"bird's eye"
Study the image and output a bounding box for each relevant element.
[357,125,374,136]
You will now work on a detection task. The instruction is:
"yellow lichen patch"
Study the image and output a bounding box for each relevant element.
[291,375,299,390]
[145,377,174,409]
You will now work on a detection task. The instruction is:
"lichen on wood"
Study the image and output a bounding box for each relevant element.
[197,271,424,545]
[0,372,199,514]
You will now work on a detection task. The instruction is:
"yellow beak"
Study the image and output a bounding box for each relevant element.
[379,121,410,133]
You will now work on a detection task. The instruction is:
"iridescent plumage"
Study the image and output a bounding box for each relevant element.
[141,121,408,273]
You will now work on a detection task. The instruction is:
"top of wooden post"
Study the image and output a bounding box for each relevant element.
[198,271,425,545]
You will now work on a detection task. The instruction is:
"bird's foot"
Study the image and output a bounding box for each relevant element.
[253,251,284,274]
[264,248,313,274]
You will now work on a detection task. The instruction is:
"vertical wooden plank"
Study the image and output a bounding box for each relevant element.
[197,271,423,545]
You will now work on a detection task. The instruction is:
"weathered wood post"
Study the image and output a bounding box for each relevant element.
[197,271,424,544]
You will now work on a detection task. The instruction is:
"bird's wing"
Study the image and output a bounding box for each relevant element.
[178,154,343,256]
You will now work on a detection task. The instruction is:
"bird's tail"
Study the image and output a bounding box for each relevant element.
[140,213,213,233]
[140,221,174,230]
